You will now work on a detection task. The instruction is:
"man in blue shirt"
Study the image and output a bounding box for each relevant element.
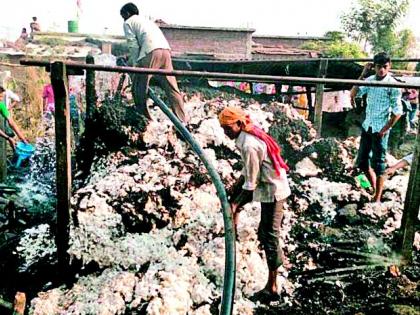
[350,52,403,202]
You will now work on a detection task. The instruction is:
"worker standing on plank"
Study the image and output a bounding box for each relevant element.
[219,106,291,302]
[350,52,403,202]
[120,2,189,123]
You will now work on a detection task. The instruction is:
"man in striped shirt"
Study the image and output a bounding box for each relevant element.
[350,52,403,202]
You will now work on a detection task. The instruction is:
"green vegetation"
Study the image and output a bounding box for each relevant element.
[35,37,68,47]
[341,0,414,60]
[300,31,367,58]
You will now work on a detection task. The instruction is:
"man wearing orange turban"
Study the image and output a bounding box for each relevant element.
[219,106,291,302]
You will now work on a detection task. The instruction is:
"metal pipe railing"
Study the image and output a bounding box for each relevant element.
[173,57,420,64]
[19,60,420,89]
[148,88,236,315]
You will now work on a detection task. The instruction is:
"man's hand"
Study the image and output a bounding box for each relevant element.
[385,166,397,177]
[378,130,387,138]
[378,127,388,138]
[361,62,373,78]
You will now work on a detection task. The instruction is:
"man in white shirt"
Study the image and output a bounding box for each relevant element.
[120,2,188,123]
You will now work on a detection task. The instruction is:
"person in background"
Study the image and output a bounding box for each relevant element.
[120,2,188,123]
[42,83,55,119]
[19,28,29,41]
[69,87,83,141]
[350,52,403,203]
[219,106,291,302]
[0,86,28,150]
[2,82,22,137]
[14,28,29,49]
[3,85,21,111]
[30,17,41,33]
[385,153,413,176]
[405,88,418,130]
[389,91,411,155]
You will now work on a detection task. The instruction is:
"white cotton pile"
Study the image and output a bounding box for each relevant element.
[15,224,56,272]
[385,175,409,200]
[295,157,321,177]
[25,95,412,315]
[300,177,361,221]
[30,269,138,315]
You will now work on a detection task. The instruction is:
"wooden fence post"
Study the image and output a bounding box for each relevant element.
[0,116,6,182]
[13,292,25,315]
[85,55,96,121]
[314,59,328,137]
[399,122,420,263]
[51,62,71,269]
[77,55,97,176]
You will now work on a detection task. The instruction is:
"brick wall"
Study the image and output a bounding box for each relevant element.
[160,25,254,60]
[253,36,332,48]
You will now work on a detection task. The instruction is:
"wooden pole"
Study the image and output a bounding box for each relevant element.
[399,122,420,264]
[0,292,25,315]
[0,116,6,182]
[77,55,97,176]
[314,59,328,137]
[51,62,71,269]
[85,54,96,121]
[19,60,420,89]
[12,292,25,315]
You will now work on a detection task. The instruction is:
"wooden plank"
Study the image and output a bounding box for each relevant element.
[0,116,6,182]
[400,122,420,264]
[51,62,71,269]
[314,59,328,137]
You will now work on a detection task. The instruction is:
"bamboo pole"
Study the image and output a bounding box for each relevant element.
[50,61,71,270]
[314,59,328,136]
[399,122,420,264]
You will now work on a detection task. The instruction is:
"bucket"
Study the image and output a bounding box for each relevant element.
[68,20,79,33]
[14,142,35,167]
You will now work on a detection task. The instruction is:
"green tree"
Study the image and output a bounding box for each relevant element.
[341,0,409,53]
[392,29,416,69]
[300,31,366,58]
